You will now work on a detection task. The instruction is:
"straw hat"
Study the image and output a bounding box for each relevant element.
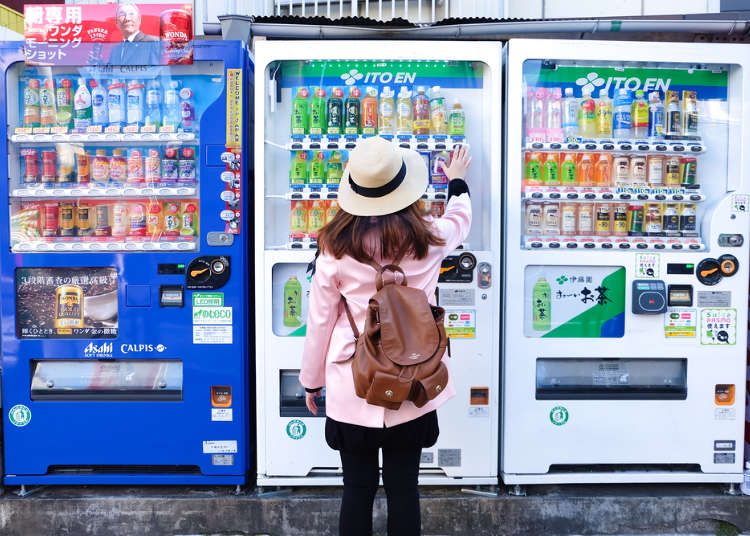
[338,136,428,216]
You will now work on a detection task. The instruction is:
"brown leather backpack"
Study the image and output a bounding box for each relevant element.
[343,262,450,410]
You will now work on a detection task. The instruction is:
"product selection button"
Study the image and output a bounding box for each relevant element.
[220,152,236,163]
[220,191,236,203]
[220,171,234,183]
[220,210,235,221]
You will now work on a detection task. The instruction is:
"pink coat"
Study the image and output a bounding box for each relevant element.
[299,193,472,428]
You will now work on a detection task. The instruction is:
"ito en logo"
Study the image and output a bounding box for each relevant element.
[576,72,606,94]
[286,419,306,440]
[550,406,569,426]
[340,69,364,86]
[9,404,31,427]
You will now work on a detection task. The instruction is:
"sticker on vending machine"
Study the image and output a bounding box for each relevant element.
[444,310,476,339]
[211,408,233,422]
[731,194,748,213]
[700,308,736,345]
[664,308,696,338]
[635,253,659,279]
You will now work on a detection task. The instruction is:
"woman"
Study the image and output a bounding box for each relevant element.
[300,136,472,536]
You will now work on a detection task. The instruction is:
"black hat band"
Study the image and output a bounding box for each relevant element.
[348,160,406,199]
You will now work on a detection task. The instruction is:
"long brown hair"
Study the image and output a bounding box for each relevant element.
[317,201,446,263]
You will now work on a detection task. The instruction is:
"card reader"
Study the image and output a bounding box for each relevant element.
[632,280,667,314]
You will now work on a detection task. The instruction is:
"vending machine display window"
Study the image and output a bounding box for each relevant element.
[15,266,118,339]
[520,58,730,252]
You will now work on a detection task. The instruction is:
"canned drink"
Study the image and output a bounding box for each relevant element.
[57,145,75,183]
[22,148,40,183]
[577,203,594,235]
[429,201,445,218]
[595,203,612,236]
[662,203,680,234]
[111,202,129,236]
[76,152,90,183]
[560,202,577,236]
[54,284,84,329]
[612,203,628,236]
[42,150,57,183]
[126,149,144,183]
[647,155,664,186]
[681,157,697,186]
[542,202,560,236]
[629,156,647,186]
[613,155,630,186]
[160,8,193,65]
[644,203,662,234]
[664,156,681,186]
[94,203,111,236]
[42,202,59,237]
[628,204,644,235]
[59,201,76,237]
[525,202,543,235]
[77,201,92,236]
[680,203,697,234]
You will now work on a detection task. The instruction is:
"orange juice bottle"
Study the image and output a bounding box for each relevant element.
[290,200,307,240]
[577,152,594,186]
[594,153,612,186]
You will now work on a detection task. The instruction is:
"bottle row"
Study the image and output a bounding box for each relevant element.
[525,201,698,238]
[289,149,452,190]
[291,85,465,138]
[18,145,198,187]
[525,86,700,144]
[21,76,196,133]
[524,152,698,189]
[12,199,199,242]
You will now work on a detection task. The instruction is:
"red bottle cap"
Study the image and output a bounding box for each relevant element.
[185,203,196,213]
[182,147,194,158]
[29,79,40,88]
[351,87,361,98]
[61,79,71,88]
[316,87,326,97]
[332,87,343,98]
[165,148,177,158]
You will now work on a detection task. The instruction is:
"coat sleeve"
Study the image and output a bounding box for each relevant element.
[434,190,472,253]
[299,252,340,390]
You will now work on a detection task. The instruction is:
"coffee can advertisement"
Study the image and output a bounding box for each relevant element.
[16,267,118,339]
[24,3,193,66]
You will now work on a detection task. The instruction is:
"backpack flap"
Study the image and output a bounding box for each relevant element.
[376,285,440,366]
[410,362,449,408]
[366,370,413,409]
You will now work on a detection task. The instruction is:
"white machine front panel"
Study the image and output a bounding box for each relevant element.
[254,41,502,484]
[502,39,749,484]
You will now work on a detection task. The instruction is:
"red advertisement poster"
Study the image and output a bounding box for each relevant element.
[24,3,193,66]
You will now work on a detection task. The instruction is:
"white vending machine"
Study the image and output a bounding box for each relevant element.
[254,40,502,485]
[502,38,750,484]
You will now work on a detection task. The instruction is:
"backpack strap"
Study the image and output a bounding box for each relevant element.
[341,297,360,341]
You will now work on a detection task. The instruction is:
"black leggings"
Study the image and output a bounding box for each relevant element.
[339,446,422,536]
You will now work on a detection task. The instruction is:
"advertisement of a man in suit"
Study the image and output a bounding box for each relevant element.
[109,4,159,65]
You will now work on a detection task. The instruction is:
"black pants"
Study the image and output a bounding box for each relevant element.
[325,411,439,536]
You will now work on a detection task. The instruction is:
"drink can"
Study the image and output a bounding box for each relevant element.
[59,201,76,237]
[42,202,59,237]
[94,203,111,236]
[76,152,90,183]
[628,204,644,235]
[525,202,543,235]
[680,203,697,234]
[662,203,680,233]
[613,155,630,186]
[560,202,577,236]
[629,156,647,186]
[595,203,611,236]
[647,155,664,186]
[54,284,84,329]
[22,148,40,183]
[577,203,594,235]
[77,201,92,236]
[644,203,662,234]
[664,156,682,186]
[160,9,193,64]
[42,150,57,183]
[681,157,697,186]
[429,201,445,218]
[163,201,181,236]
[542,202,560,236]
[126,149,144,183]
[112,202,129,236]
[612,202,628,236]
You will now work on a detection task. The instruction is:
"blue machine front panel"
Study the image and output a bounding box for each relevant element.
[0,41,251,484]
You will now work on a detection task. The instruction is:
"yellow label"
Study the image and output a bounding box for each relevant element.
[86,125,103,133]
[226,68,243,148]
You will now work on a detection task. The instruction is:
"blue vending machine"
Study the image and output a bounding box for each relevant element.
[0,40,251,485]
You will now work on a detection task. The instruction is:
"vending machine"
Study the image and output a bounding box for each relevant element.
[502,39,750,484]
[0,40,251,485]
[254,40,502,485]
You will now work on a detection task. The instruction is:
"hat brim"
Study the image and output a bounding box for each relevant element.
[337,147,429,216]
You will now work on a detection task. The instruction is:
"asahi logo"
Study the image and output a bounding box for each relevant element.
[83,342,113,358]
[340,69,417,86]
[576,71,672,94]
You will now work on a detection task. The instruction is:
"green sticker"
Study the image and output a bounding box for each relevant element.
[286,419,306,440]
[9,404,31,427]
[610,20,622,31]
[193,293,224,307]
[550,406,569,426]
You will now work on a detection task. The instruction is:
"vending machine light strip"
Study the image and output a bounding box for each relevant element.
[525,236,703,251]
[11,186,196,198]
[11,132,197,143]
[525,141,705,154]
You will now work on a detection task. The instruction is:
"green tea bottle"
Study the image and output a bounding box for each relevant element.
[310,87,326,136]
[290,151,308,189]
[309,151,326,188]
[283,276,302,327]
[532,277,551,332]
[326,151,343,188]
[291,87,309,136]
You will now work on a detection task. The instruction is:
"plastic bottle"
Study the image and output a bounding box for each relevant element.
[631,89,649,139]
[163,80,181,130]
[596,89,613,139]
[361,86,378,135]
[344,87,361,136]
[161,147,178,183]
[92,149,110,183]
[283,276,302,327]
[325,151,343,188]
[146,201,163,239]
[542,153,560,186]
[545,88,563,143]
[291,87,309,136]
[145,79,163,128]
[55,79,73,129]
[90,80,107,126]
[126,80,144,127]
[109,148,127,183]
[310,87,326,136]
[448,99,465,136]
[396,87,413,136]
[179,147,196,183]
[527,87,547,142]
[327,87,343,136]
[577,87,596,139]
[648,92,664,139]
[39,78,57,127]
[107,78,126,128]
[290,151,308,189]
[562,87,578,141]
[179,87,195,131]
[429,86,447,136]
[111,201,129,237]
[23,79,41,128]
[128,201,147,237]
[73,77,92,130]
[666,91,681,137]
[577,152,594,186]
[412,86,430,136]
[180,201,198,237]
[613,88,633,140]
[309,151,325,189]
[532,278,551,331]
[378,86,395,137]
[560,153,577,185]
